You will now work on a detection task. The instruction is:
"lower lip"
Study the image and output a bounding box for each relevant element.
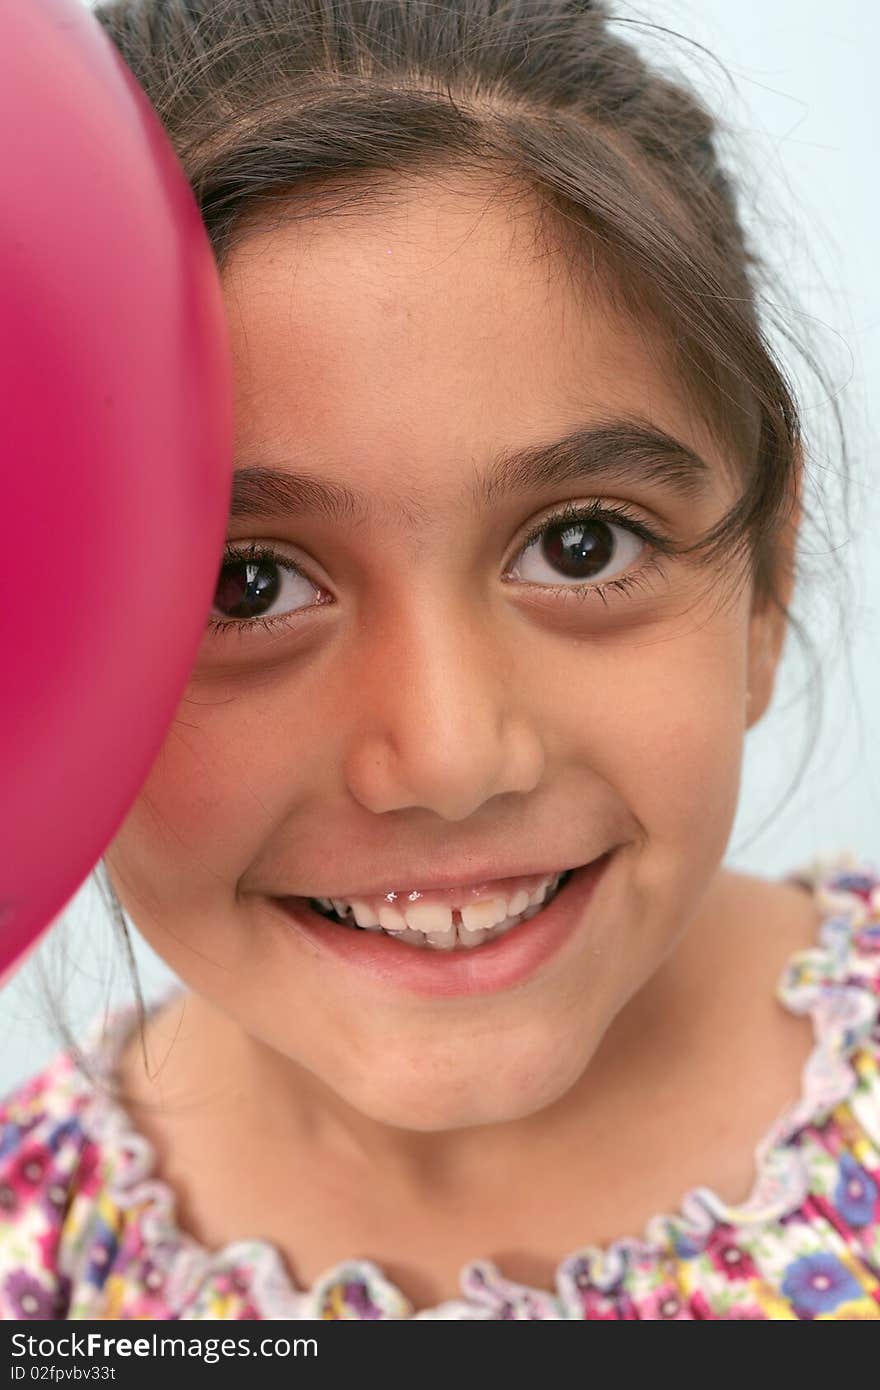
[269,850,616,998]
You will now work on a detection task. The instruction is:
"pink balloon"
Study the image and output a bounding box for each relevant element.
[0,0,234,983]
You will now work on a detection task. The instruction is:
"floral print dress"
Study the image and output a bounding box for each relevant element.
[1,850,879,1320]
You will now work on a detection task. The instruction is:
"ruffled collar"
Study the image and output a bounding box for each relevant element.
[63,849,880,1319]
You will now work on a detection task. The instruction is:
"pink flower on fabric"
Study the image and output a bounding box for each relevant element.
[705,1228,758,1282]
[640,1286,691,1320]
[37,1225,61,1272]
[213,1267,252,1298]
[5,1142,51,1198]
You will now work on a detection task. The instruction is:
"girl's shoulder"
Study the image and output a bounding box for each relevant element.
[0,847,879,1321]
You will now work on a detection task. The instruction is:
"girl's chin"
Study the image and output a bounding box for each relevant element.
[317,1039,590,1132]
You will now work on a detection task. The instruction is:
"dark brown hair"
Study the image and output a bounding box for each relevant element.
[34,0,852,1076]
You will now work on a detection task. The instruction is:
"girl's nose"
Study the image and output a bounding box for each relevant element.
[342,604,546,822]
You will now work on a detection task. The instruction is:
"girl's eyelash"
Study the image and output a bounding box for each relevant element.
[509,499,680,606]
[208,503,680,637]
[517,499,675,559]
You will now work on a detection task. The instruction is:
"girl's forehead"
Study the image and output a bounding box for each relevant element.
[222,176,654,390]
[221,183,738,509]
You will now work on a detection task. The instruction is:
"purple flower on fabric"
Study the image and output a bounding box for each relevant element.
[831,872,875,900]
[83,1219,120,1289]
[140,1260,166,1297]
[833,1153,878,1227]
[0,1122,22,1160]
[39,1172,70,1224]
[2,1270,57,1319]
[673,1233,702,1259]
[781,1253,862,1316]
[54,1274,73,1317]
[46,1117,84,1153]
[344,1280,383,1319]
[567,1261,631,1319]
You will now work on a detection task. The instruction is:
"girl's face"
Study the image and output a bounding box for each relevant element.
[106,176,786,1131]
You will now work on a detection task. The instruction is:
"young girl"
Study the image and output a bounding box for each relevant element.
[1,0,878,1321]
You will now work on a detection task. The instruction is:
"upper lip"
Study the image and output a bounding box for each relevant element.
[276,849,610,901]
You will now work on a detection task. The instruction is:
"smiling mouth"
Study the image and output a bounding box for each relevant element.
[303,868,576,950]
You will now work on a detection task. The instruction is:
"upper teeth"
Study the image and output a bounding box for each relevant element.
[316,872,564,943]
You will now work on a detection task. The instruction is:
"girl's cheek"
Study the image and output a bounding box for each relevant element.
[552,615,746,833]
[105,716,264,905]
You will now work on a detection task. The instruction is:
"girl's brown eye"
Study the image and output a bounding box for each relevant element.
[211,545,323,627]
[510,517,644,587]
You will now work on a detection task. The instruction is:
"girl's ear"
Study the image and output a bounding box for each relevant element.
[745,445,803,729]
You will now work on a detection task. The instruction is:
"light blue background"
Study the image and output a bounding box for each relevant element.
[2,0,878,1092]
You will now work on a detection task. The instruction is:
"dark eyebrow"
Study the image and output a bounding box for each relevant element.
[477,421,711,507]
[229,419,712,523]
[229,467,365,524]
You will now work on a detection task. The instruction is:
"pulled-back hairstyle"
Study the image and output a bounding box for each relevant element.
[36,0,852,1076]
